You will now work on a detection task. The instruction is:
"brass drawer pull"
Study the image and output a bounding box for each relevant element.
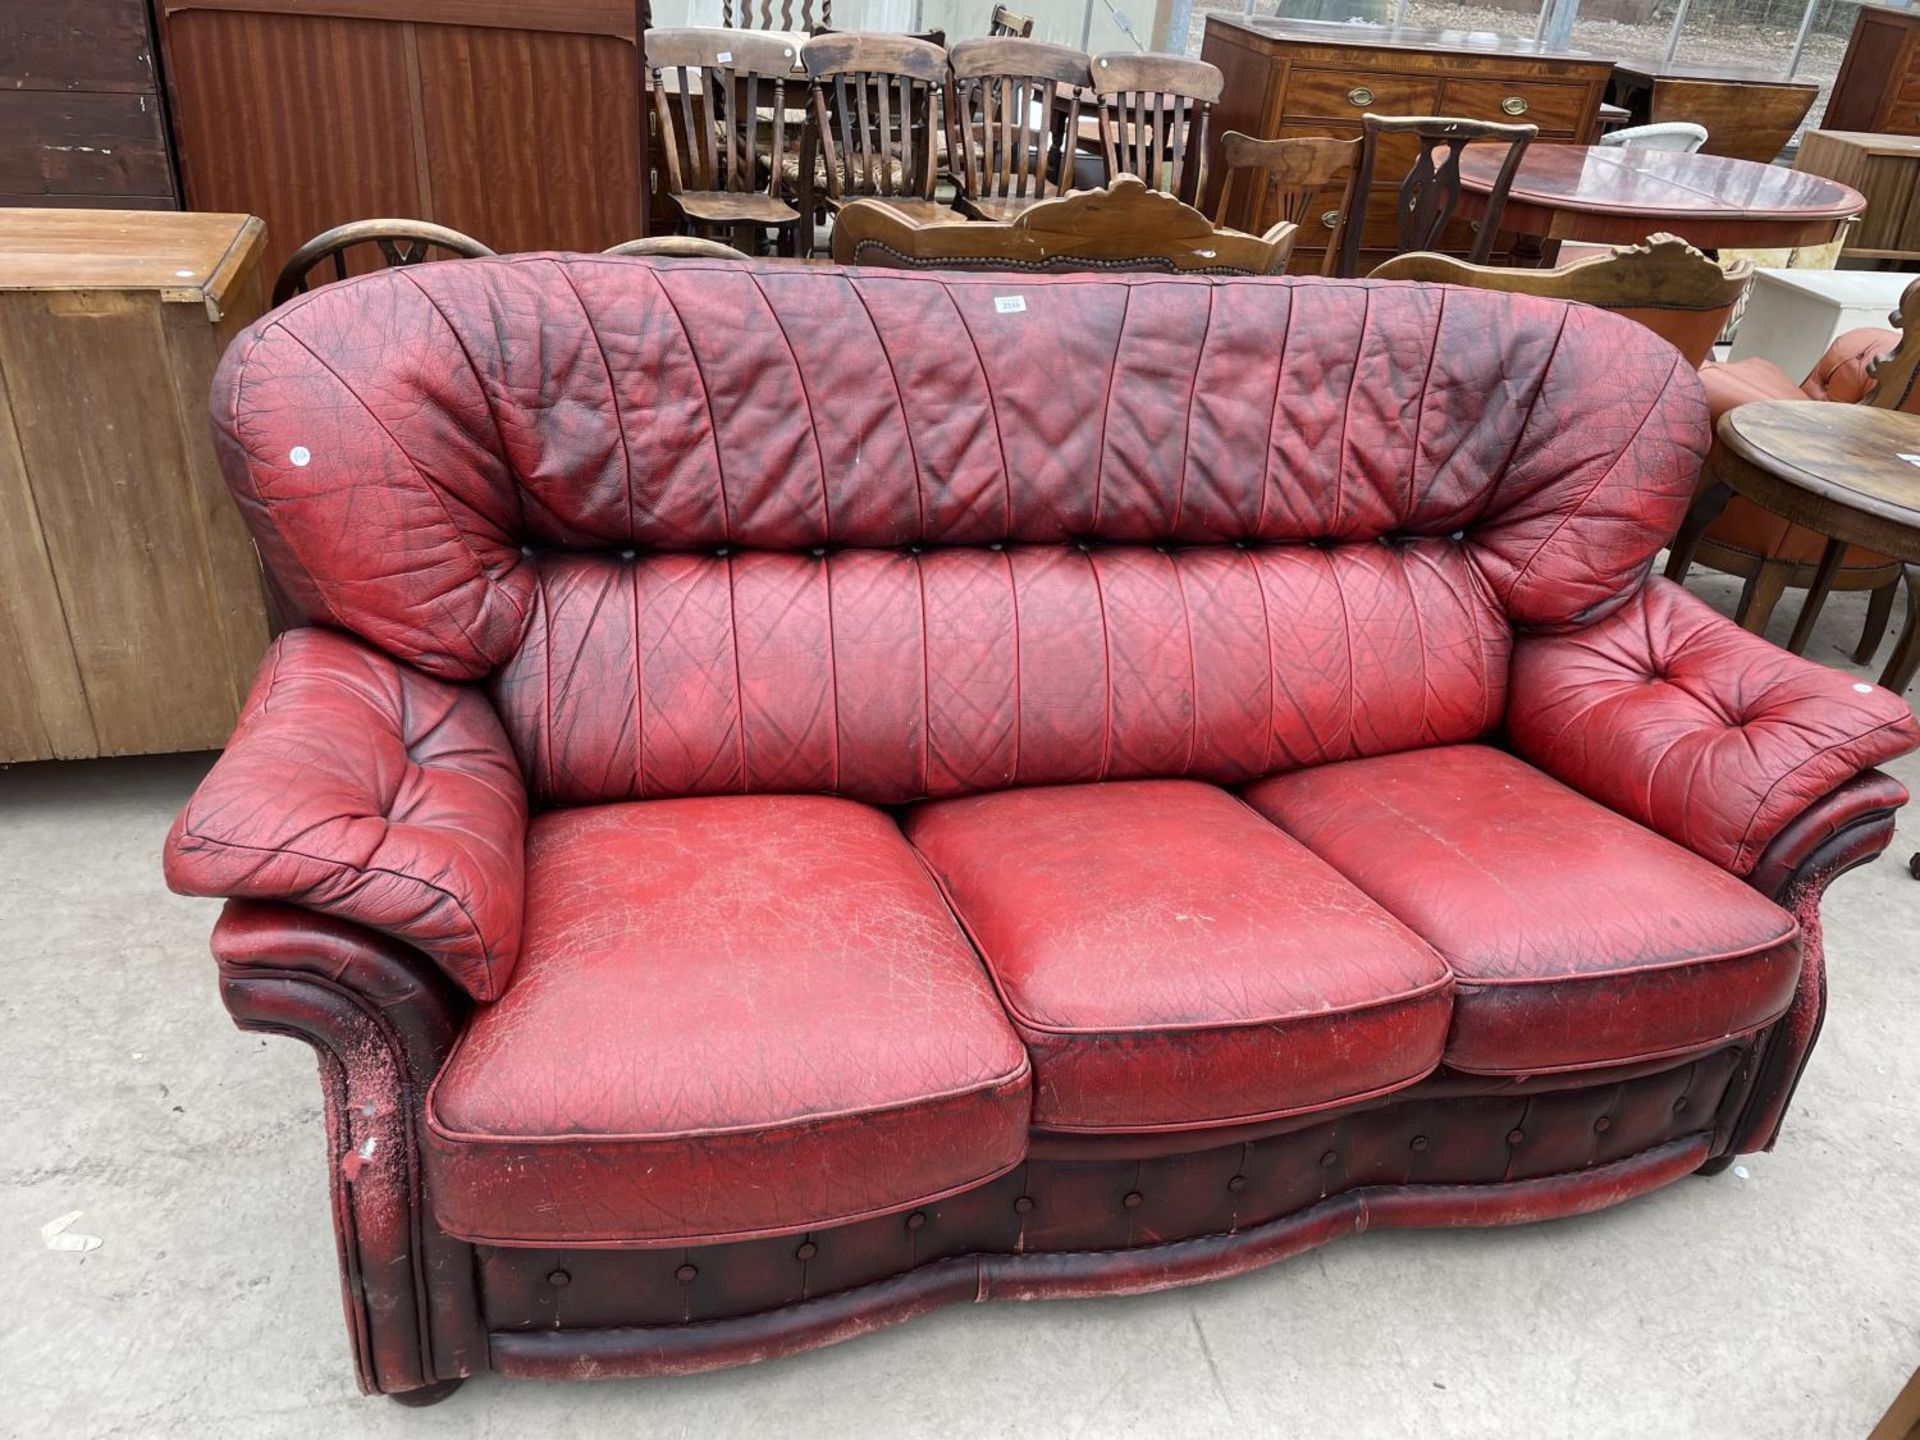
[1321,209,1342,230]
[1346,85,1373,107]
[1501,95,1529,116]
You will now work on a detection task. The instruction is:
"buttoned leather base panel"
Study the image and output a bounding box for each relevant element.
[1245,746,1803,1076]
[903,780,1454,1133]
[425,795,1031,1247]
[477,1047,1740,1377]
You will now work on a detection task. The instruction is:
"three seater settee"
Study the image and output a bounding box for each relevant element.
[163,256,1920,1403]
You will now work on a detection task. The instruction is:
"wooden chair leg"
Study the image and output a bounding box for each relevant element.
[1736,559,1792,636]
[1879,562,1920,695]
[1664,479,1732,583]
[1856,578,1899,664]
[1787,537,1847,654]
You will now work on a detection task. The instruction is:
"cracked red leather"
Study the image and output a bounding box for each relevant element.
[1246,745,1805,1075]
[207,257,1704,691]
[425,795,1031,1246]
[902,780,1453,1132]
[163,628,528,1001]
[1507,577,1920,876]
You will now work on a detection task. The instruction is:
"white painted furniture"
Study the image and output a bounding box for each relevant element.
[1727,267,1913,384]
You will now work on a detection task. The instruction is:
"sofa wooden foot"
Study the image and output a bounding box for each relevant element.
[1694,1152,1738,1177]
[389,1377,466,1407]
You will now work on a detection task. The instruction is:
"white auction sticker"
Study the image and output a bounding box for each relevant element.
[994,295,1027,315]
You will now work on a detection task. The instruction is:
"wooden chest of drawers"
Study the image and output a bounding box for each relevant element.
[1199,15,1612,273]
[1824,4,1920,137]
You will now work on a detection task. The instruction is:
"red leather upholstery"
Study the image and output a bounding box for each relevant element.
[1509,579,1920,875]
[164,628,527,1000]
[211,258,1704,692]
[903,781,1453,1132]
[1246,746,1804,1075]
[425,795,1031,1245]
[492,543,1509,807]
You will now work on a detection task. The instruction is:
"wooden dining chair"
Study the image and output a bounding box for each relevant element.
[1089,53,1223,206]
[989,4,1036,38]
[800,33,951,234]
[1368,233,1750,368]
[723,0,829,30]
[1337,113,1536,279]
[271,220,494,307]
[946,37,1093,222]
[645,28,807,257]
[1211,131,1360,277]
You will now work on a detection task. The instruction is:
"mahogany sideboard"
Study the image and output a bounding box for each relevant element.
[0,0,180,210]
[151,0,645,281]
[0,209,270,761]
[1198,14,1613,273]
[1825,3,1920,137]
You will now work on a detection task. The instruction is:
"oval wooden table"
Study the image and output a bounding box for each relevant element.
[1665,400,1920,696]
[1456,144,1864,250]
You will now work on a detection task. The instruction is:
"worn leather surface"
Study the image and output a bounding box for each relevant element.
[1248,745,1804,1074]
[1509,578,1920,875]
[903,780,1453,1132]
[164,629,527,1001]
[492,542,1510,807]
[210,257,1705,693]
[426,795,1031,1245]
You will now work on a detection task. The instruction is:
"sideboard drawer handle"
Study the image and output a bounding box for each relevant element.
[1347,85,1373,107]
[1321,209,1341,230]
[1501,95,1529,115]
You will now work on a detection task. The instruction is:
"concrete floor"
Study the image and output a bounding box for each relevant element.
[3,573,1917,1439]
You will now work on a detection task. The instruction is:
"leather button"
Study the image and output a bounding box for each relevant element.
[1673,1096,1689,1112]
[1409,1135,1429,1153]
[1506,1129,1526,1145]
[675,1264,698,1283]
[1013,1196,1034,1214]
[546,1269,571,1288]
[1122,1190,1144,1209]
[795,1242,817,1261]
[1226,1174,1248,1194]
[1594,1116,1612,1133]
[1319,1150,1338,1168]
[905,1211,926,1231]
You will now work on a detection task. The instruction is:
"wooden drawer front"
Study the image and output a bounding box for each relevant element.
[1437,78,1589,134]
[1285,68,1439,120]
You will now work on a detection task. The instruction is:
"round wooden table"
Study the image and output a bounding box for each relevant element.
[1456,145,1864,250]
[1666,400,1920,694]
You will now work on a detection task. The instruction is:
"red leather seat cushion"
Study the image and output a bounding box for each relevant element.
[903,781,1454,1133]
[1244,746,1801,1076]
[425,796,1031,1246]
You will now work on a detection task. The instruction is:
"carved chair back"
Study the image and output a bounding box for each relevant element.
[1090,53,1223,206]
[801,33,946,205]
[946,37,1092,208]
[646,29,802,201]
[1211,131,1360,277]
[1339,113,1536,278]
[271,221,494,307]
[989,4,1036,37]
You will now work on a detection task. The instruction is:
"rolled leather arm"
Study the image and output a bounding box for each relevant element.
[1508,578,1919,877]
[164,627,528,1001]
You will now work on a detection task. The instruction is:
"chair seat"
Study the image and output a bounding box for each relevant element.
[425,796,1031,1246]
[672,191,800,227]
[903,780,1454,1134]
[1245,745,1802,1076]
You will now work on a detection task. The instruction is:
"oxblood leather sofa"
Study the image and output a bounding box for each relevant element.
[163,257,1920,1404]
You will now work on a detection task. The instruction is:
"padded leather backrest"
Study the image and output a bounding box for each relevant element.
[212,256,1707,806]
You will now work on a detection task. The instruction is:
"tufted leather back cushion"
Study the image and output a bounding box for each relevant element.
[212,256,1707,806]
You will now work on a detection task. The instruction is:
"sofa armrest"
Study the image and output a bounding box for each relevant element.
[1508,578,1919,876]
[164,627,528,1001]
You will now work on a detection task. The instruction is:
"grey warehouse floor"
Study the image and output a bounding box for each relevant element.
[3,571,1917,1440]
